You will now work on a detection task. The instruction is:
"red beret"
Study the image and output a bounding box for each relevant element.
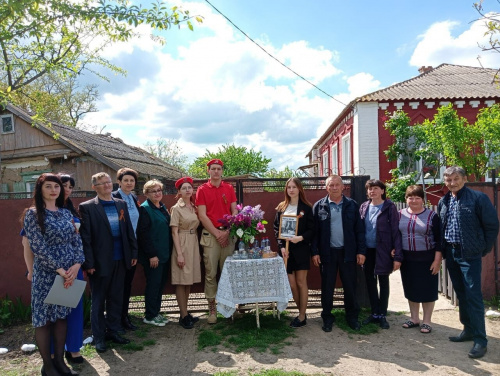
[206,159,223,167]
[175,176,194,190]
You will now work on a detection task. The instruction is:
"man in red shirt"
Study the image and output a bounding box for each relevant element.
[196,159,237,324]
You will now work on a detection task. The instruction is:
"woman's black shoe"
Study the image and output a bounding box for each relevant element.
[179,315,194,329]
[290,315,307,328]
[188,313,199,323]
[65,351,83,364]
[52,359,79,376]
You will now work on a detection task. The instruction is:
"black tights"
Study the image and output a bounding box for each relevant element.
[36,319,70,376]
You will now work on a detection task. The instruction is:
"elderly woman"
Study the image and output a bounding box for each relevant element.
[170,177,201,329]
[359,179,402,329]
[112,168,141,331]
[23,173,84,376]
[137,180,171,327]
[399,185,442,333]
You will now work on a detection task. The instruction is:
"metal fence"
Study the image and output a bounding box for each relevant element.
[394,202,457,305]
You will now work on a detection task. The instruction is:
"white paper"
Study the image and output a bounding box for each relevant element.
[43,275,86,308]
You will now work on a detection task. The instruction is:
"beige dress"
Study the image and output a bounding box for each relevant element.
[170,199,201,285]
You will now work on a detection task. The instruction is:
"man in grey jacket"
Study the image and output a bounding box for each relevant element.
[437,166,499,359]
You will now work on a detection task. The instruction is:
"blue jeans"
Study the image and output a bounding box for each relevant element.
[446,245,487,347]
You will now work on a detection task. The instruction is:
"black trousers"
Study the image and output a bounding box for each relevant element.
[121,265,137,320]
[88,260,126,341]
[320,248,359,324]
[364,248,390,316]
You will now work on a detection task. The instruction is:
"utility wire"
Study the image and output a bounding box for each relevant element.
[204,0,347,106]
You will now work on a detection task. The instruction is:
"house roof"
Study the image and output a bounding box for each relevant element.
[7,104,182,179]
[307,63,500,155]
[359,63,500,102]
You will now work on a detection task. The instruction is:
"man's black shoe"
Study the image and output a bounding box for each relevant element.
[105,332,130,344]
[122,316,138,331]
[322,319,334,332]
[95,340,107,353]
[362,315,379,325]
[449,331,474,342]
[348,321,361,331]
[379,317,390,329]
[468,343,487,359]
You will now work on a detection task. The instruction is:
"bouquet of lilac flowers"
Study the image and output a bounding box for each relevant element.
[218,204,268,244]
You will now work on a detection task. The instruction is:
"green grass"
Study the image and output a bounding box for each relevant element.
[81,344,97,359]
[484,295,500,310]
[332,309,379,335]
[142,339,156,346]
[198,312,295,353]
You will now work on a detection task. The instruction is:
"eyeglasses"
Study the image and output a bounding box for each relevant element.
[94,181,113,186]
[147,189,162,194]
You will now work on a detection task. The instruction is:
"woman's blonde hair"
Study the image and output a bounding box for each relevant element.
[143,179,164,194]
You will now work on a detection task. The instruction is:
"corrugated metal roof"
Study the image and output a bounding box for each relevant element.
[359,64,500,101]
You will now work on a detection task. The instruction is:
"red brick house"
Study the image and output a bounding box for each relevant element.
[304,64,500,183]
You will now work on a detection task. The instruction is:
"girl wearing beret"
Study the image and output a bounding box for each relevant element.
[171,177,201,329]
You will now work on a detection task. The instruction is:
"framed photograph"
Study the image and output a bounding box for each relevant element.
[278,214,298,239]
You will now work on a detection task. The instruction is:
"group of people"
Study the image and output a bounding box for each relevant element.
[21,162,225,375]
[272,167,498,361]
[21,162,498,376]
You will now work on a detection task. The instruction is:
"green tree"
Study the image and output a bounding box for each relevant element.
[0,0,202,107]
[188,144,272,178]
[262,166,302,178]
[143,138,188,172]
[384,104,500,190]
[10,72,99,128]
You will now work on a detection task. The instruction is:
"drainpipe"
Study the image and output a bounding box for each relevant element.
[493,169,499,296]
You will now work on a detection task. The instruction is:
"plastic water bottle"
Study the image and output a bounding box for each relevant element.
[238,240,247,259]
[262,237,269,253]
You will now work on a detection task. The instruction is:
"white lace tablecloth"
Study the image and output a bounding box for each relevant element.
[216,256,293,318]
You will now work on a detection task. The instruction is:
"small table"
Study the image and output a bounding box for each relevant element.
[216,256,293,328]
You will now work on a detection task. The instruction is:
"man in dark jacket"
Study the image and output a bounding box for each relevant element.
[437,166,499,359]
[80,172,138,353]
[312,175,366,332]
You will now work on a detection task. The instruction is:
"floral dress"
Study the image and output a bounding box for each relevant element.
[24,208,85,328]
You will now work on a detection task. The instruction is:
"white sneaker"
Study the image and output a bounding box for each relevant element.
[156,314,169,324]
[143,316,165,326]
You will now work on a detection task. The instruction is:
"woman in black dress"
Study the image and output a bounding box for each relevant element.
[273,178,314,328]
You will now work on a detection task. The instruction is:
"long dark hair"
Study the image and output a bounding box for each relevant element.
[59,174,79,218]
[31,173,65,233]
[276,177,312,212]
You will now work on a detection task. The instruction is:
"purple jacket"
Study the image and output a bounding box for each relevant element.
[360,199,402,275]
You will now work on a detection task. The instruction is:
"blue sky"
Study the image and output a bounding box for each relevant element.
[83,0,500,171]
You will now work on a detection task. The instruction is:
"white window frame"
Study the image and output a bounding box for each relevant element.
[322,151,329,176]
[396,153,445,183]
[342,134,351,175]
[1,114,14,134]
[331,144,338,175]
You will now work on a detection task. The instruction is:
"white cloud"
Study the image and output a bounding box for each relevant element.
[410,17,500,68]
[85,1,343,170]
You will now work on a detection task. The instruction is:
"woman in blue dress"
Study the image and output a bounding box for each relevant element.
[59,174,85,364]
[23,173,84,376]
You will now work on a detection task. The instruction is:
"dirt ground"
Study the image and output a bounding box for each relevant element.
[1,272,500,376]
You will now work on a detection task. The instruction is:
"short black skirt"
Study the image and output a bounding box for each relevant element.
[400,250,438,303]
[286,246,311,274]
